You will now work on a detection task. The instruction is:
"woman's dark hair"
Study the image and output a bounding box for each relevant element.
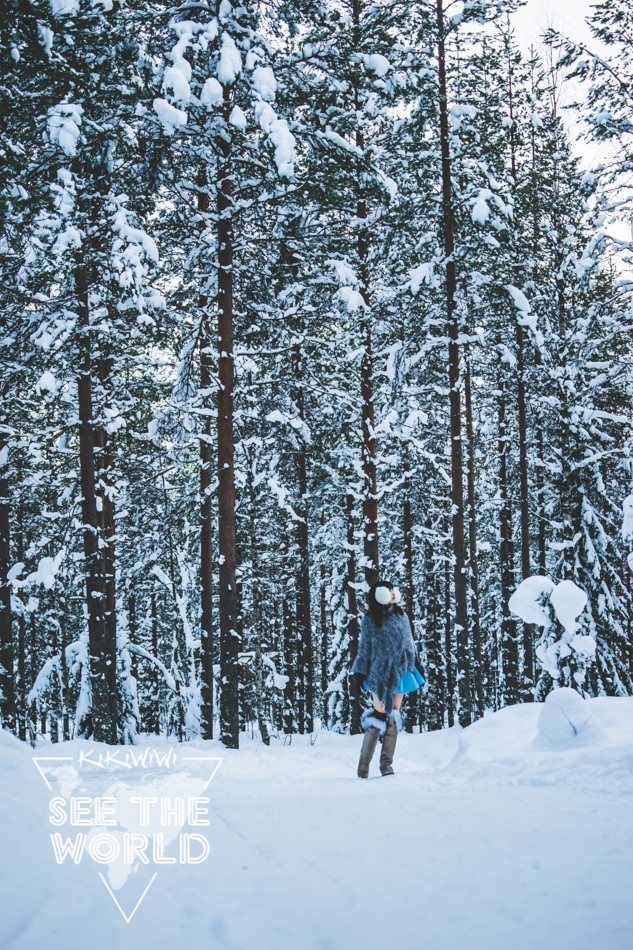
[366,581,403,626]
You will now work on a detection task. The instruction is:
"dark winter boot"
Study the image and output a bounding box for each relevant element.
[358,709,388,778]
[357,727,380,778]
[380,709,403,776]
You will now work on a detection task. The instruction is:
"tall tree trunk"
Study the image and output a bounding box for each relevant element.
[464,357,484,718]
[352,0,379,587]
[94,373,118,737]
[425,532,444,731]
[403,447,415,635]
[217,88,239,749]
[293,346,312,733]
[199,168,215,741]
[360,307,379,587]
[444,534,454,728]
[320,557,328,728]
[28,610,36,743]
[282,532,295,733]
[529,73,546,578]
[506,18,534,699]
[346,490,361,734]
[498,372,518,704]
[128,592,137,682]
[536,395,546,575]
[17,602,26,740]
[0,420,15,732]
[149,588,160,735]
[516,321,533,695]
[60,609,69,741]
[437,0,470,726]
[250,484,269,745]
[16,496,26,740]
[74,256,115,743]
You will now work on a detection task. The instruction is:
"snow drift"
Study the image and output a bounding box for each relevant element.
[1,696,632,950]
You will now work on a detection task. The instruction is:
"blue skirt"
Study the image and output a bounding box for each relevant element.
[363,668,425,694]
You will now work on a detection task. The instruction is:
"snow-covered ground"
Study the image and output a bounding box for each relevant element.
[2,692,633,950]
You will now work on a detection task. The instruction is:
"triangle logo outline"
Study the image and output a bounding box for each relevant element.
[180,756,223,791]
[98,871,158,923]
[32,756,74,791]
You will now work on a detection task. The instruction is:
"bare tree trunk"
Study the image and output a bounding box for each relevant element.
[74,256,115,743]
[536,401,546,575]
[320,556,328,728]
[403,447,415,635]
[516,321,533,695]
[425,533,444,731]
[60,610,70,741]
[320,511,329,727]
[128,591,137,684]
[94,390,118,737]
[498,373,518,704]
[197,165,215,740]
[0,420,15,732]
[17,604,26,740]
[149,588,160,735]
[529,71,546,579]
[249,479,269,745]
[293,346,312,733]
[28,610,36,742]
[437,0,470,726]
[346,490,361,734]
[506,31,534,698]
[464,357,484,718]
[282,532,295,733]
[352,0,379,587]
[217,87,239,749]
[360,308,379,587]
[444,536,454,728]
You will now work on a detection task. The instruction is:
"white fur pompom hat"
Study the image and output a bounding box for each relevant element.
[374,584,401,605]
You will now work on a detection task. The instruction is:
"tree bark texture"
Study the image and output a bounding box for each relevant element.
[75,257,116,744]
[425,528,444,731]
[346,490,361,734]
[293,347,312,733]
[464,358,484,718]
[149,587,160,735]
[198,164,215,740]
[94,362,118,735]
[352,0,379,586]
[217,88,239,749]
[249,488,269,745]
[444,537,454,728]
[282,531,295,733]
[498,373,518,704]
[403,450,415,636]
[437,0,471,725]
[0,423,14,732]
[320,553,329,727]
[516,321,534,693]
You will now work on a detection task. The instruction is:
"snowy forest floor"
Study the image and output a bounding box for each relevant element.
[1,698,633,950]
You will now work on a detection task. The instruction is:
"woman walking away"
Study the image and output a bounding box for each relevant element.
[349,581,424,778]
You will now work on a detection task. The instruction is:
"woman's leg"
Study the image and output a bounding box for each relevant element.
[372,692,403,713]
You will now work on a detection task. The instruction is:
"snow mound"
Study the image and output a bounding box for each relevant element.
[449,696,633,790]
[536,687,605,747]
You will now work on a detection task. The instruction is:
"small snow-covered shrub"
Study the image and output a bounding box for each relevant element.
[509,577,595,696]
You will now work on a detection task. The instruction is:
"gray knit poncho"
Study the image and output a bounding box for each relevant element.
[351,606,417,714]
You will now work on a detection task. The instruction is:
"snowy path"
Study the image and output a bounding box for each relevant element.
[2,698,633,950]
